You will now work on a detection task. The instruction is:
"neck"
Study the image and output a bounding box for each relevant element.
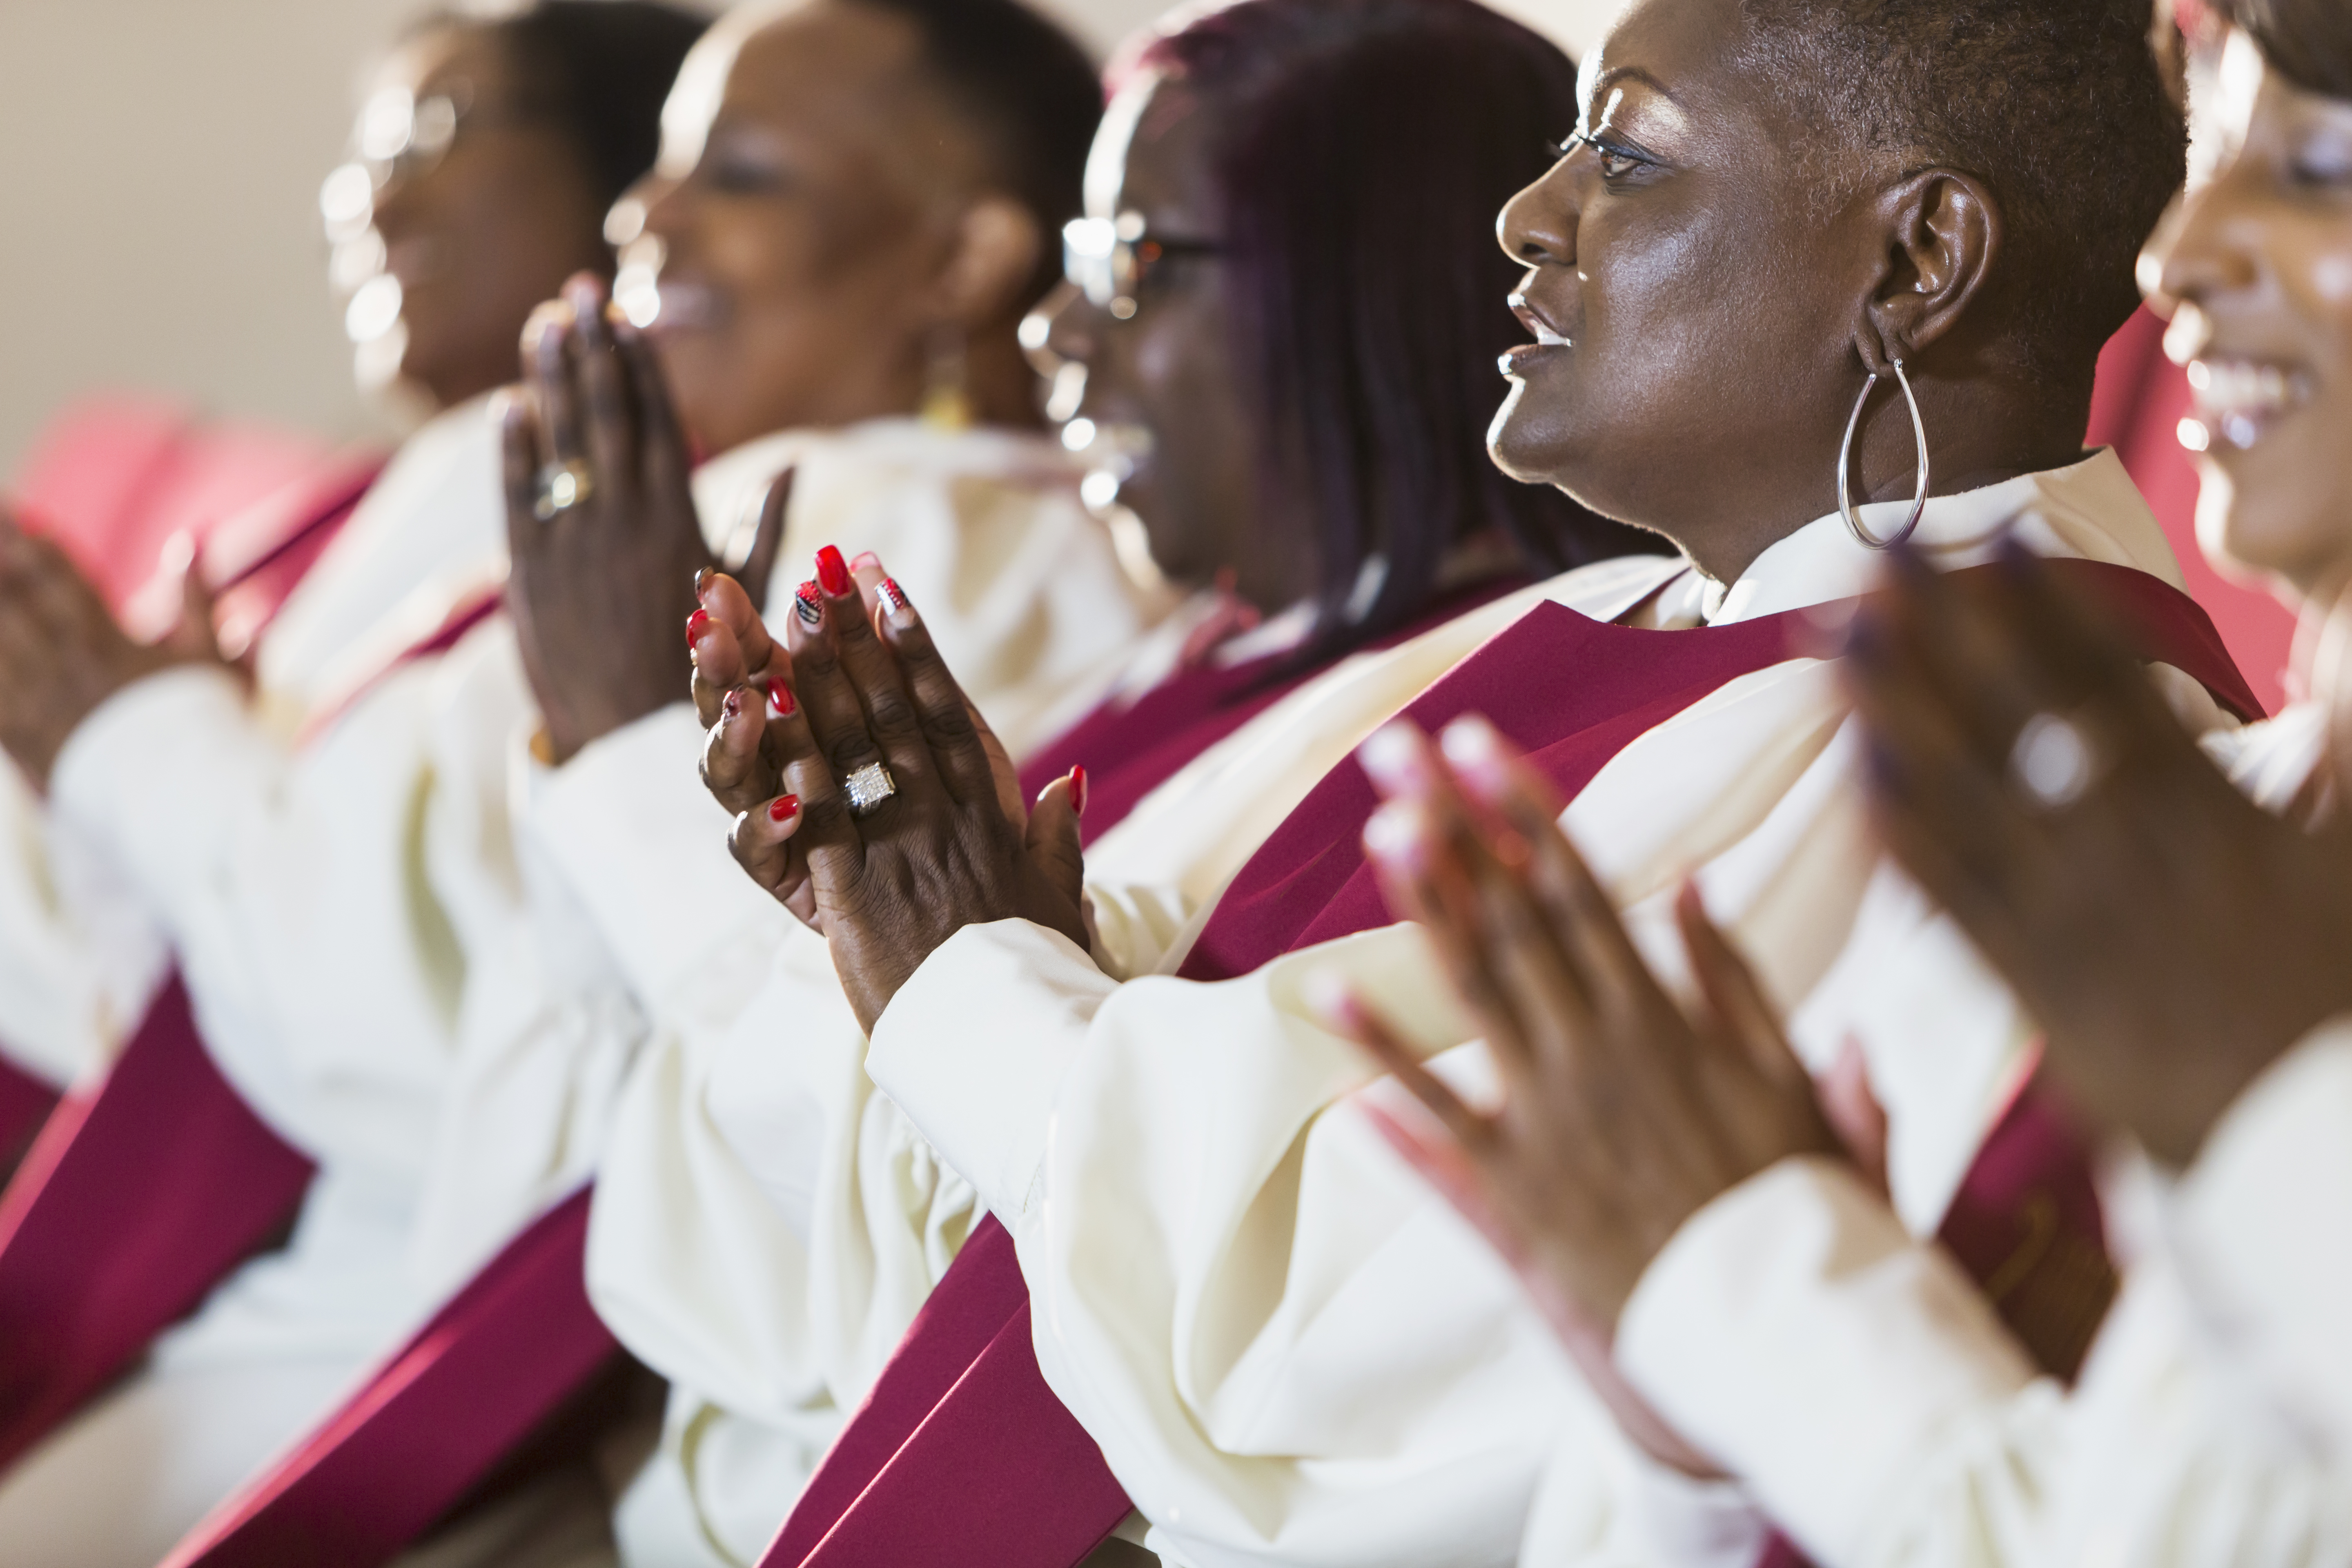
[1676,370,2092,589]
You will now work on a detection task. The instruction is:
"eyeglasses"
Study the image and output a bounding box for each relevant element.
[319,84,552,242]
[1062,212,1223,320]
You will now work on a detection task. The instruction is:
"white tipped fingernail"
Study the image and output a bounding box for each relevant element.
[1357,721,1428,794]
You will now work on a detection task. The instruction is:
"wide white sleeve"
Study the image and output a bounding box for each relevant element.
[869,917,1620,1568]
[0,757,165,1086]
[1614,1157,2043,1568]
[47,664,457,1174]
[1617,1142,2352,1568]
[517,699,782,1016]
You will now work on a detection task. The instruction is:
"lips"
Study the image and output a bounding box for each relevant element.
[2183,356,2312,452]
[1500,290,1572,379]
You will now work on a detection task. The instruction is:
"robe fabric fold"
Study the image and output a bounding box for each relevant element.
[0,449,390,1471]
[0,976,314,1473]
[786,556,2251,1568]
[160,1187,615,1568]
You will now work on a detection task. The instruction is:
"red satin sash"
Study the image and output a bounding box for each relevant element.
[0,976,315,1473]
[765,560,2257,1568]
[0,463,390,1470]
[1017,577,1533,844]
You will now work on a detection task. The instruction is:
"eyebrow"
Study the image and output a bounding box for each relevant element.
[1589,66,1682,107]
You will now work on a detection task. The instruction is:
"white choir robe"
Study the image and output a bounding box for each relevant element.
[855,451,2240,1568]
[494,418,1172,1568]
[0,396,619,1567]
[1596,701,2352,1568]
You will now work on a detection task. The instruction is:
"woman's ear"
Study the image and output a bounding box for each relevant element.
[1851,168,2002,375]
[929,196,1046,330]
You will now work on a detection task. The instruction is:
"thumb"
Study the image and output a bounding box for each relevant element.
[1027,766,1088,911]
[154,532,229,668]
[1817,1036,1891,1197]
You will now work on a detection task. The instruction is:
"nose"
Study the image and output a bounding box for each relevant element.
[635,172,689,249]
[1498,157,1579,271]
[2143,171,2263,320]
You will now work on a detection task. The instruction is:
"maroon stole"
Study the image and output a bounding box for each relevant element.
[760,559,2258,1568]
[160,1187,617,1568]
[0,461,387,1470]
[1018,577,1535,843]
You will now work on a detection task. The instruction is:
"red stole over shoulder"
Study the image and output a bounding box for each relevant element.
[762,559,2260,1568]
[0,459,385,1472]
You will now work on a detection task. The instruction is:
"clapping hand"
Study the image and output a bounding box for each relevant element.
[0,510,194,788]
[688,548,1087,1033]
[500,272,783,764]
[1316,714,1850,1472]
[1847,544,2352,1165]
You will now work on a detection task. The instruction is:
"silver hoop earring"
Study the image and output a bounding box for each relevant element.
[1838,358,1931,550]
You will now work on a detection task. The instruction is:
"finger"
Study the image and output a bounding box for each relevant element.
[748,641,869,891]
[528,297,586,474]
[780,574,932,815]
[1437,715,1644,1042]
[727,792,809,908]
[498,392,543,551]
[1306,970,1494,1156]
[702,682,782,814]
[1028,767,1087,909]
[697,569,780,687]
[1816,1037,1890,1196]
[612,313,692,504]
[1874,548,2064,769]
[1361,793,1561,1095]
[810,546,944,797]
[563,274,636,494]
[1673,881,1805,1093]
[865,570,1000,807]
[688,610,742,728]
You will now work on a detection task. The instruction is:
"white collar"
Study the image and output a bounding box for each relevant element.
[1689,448,2184,626]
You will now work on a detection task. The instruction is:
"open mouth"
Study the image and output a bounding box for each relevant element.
[1500,293,1571,379]
[2181,356,2312,453]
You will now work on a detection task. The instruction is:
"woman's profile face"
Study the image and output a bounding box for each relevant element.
[1488,0,1871,565]
[2146,32,2352,608]
[623,2,987,457]
[1029,78,1277,606]
[333,26,608,410]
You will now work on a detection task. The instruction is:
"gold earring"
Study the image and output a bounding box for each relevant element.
[921,327,974,431]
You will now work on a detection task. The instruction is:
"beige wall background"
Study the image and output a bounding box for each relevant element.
[0,0,1617,478]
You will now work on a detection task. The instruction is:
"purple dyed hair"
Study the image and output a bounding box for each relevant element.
[1137,0,1643,652]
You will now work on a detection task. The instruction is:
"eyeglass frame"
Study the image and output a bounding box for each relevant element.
[1062,211,1224,321]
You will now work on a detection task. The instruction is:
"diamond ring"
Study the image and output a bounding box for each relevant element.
[534,459,595,521]
[2007,710,2100,811]
[842,760,898,818]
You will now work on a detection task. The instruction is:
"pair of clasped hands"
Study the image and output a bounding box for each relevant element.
[1304,549,2352,1470]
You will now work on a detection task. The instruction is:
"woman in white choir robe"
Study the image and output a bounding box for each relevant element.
[0,9,704,1565]
[1347,10,2352,1567]
[679,0,2212,1564]
[577,2,1642,1560]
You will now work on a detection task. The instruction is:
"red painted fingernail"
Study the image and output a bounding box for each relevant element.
[850,551,881,575]
[875,577,910,617]
[768,793,800,823]
[766,678,796,717]
[794,581,822,627]
[815,545,851,597]
[1068,764,1088,817]
[686,608,712,646]
[722,688,742,720]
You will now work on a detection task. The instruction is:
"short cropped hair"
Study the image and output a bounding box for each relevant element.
[1740,0,2187,373]
[487,2,710,211]
[852,0,1105,305]
[1139,0,1644,656]
[2219,0,2352,99]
